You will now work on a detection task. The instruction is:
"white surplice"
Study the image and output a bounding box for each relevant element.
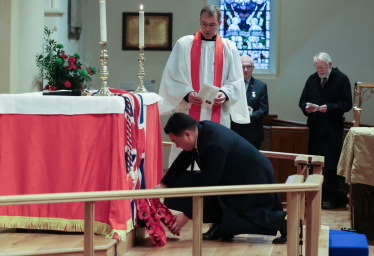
[158,35,250,167]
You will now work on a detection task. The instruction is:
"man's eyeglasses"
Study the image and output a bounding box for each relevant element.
[242,65,254,69]
[200,22,218,29]
[315,65,327,70]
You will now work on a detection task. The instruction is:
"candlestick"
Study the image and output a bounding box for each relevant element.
[95,42,113,96]
[135,46,148,93]
[139,5,144,47]
[99,0,107,42]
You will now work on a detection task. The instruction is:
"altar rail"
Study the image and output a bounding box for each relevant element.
[0,173,323,256]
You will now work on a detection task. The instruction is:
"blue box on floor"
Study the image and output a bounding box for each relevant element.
[329,229,369,256]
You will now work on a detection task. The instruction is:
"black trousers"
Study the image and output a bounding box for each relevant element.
[164,171,282,236]
[323,169,339,201]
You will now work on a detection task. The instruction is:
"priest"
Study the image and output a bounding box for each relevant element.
[158,5,250,167]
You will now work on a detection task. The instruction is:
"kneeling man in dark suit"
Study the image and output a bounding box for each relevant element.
[154,113,287,243]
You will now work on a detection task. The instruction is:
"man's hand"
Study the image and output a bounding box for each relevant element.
[213,92,227,106]
[305,105,317,113]
[188,91,203,105]
[170,213,189,235]
[153,183,167,189]
[316,104,327,113]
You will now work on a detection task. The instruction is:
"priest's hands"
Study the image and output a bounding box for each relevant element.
[214,92,227,106]
[188,91,203,105]
[170,213,189,235]
[153,183,167,189]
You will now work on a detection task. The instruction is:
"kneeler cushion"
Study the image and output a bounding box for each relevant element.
[329,229,369,256]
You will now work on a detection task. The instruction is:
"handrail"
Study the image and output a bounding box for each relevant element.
[162,141,319,161]
[0,174,323,256]
[0,182,320,206]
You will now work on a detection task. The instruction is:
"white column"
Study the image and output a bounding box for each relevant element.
[0,0,45,93]
[17,0,45,93]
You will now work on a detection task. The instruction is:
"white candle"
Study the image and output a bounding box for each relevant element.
[139,5,144,47]
[99,0,107,42]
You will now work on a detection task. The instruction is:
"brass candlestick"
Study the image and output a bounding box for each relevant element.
[95,41,113,96]
[134,46,148,93]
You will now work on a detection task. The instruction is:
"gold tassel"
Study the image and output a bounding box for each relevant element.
[0,216,134,240]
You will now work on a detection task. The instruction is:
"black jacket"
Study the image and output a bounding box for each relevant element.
[162,121,283,234]
[299,67,352,169]
[231,77,269,142]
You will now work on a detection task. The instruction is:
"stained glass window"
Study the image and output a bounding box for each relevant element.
[219,0,271,70]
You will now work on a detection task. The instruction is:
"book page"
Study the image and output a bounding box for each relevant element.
[197,83,219,108]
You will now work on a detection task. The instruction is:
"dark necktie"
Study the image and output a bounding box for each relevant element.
[321,77,327,89]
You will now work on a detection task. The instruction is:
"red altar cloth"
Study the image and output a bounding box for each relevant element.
[0,95,163,240]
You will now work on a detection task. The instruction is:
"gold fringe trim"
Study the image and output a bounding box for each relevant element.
[0,216,134,241]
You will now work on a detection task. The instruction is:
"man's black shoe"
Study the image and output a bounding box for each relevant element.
[272,235,287,244]
[272,213,287,244]
[203,223,234,241]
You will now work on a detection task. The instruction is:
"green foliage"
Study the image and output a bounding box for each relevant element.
[36,27,97,90]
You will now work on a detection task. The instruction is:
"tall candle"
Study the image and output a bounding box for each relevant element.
[99,0,107,42]
[139,5,144,47]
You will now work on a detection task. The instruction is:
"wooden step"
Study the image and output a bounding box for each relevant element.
[0,228,135,256]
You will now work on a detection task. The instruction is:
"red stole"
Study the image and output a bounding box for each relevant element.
[189,30,223,123]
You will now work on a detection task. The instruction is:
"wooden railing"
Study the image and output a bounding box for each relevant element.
[0,174,323,256]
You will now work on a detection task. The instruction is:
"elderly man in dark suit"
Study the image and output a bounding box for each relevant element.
[231,55,269,150]
[299,52,352,209]
[154,113,287,243]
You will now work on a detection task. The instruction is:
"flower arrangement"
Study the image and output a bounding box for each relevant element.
[135,198,180,247]
[36,27,97,91]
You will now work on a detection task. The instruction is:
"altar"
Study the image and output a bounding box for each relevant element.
[337,127,374,238]
[0,91,163,240]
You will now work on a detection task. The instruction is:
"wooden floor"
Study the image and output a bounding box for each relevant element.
[125,207,374,256]
[1,207,373,256]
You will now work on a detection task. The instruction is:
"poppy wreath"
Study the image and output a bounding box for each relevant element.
[135,198,180,247]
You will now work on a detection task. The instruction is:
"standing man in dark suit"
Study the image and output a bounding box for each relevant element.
[231,55,269,150]
[154,113,287,243]
[299,52,352,209]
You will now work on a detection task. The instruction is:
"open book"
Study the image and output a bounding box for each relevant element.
[197,83,219,108]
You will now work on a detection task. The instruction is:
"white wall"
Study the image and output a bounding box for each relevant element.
[81,0,204,90]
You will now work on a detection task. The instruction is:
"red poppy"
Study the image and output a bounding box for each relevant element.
[44,84,49,90]
[137,207,151,220]
[61,52,66,60]
[49,86,57,91]
[155,207,167,219]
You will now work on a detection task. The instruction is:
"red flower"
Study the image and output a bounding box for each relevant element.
[67,57,76,69]
[44,84,50,90]
[87,68,92,75]
[78,66,82,70]
[49,86,57,91]
[61,52,66,60]
[144,217,156,234]
[64,81,71,88]
[137,207,151,220]
[155,207,166,219]
[136,199,150,211]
